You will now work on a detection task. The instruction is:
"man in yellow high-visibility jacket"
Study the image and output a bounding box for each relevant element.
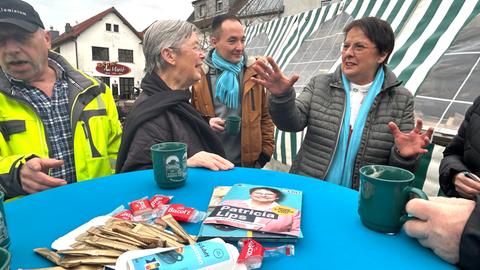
[0,0,122,198]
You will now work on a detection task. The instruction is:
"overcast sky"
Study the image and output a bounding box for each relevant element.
[27,0,194,33]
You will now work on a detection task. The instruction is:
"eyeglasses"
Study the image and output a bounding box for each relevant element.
[168,45,204,54]
[192,46,205,54]
[252,191,277,197]
[342,43,377,54]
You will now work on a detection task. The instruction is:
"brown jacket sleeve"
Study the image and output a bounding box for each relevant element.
[259,86,275,165]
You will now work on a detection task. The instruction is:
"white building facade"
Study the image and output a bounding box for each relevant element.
[52,8,145,100]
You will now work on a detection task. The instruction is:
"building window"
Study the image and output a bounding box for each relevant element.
[216,0,223,11]
[118,49,133,63]
[92,46,109,61]
[106,23,111,31]
[199,4,206,17]
[120,77,134,99]
[114,24,119,32]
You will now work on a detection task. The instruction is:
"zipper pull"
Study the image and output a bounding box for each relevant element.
[82,121,90,139]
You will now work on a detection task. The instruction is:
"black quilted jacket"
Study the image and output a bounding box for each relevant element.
[440,95,480,197]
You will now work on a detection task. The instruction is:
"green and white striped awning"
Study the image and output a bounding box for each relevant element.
[245,0,480,165]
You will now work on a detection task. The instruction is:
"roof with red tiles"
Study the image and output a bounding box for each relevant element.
[52,7,143,47]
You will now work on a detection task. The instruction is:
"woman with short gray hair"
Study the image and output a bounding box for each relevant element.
[143,20,199,73]
[116,20,234,173]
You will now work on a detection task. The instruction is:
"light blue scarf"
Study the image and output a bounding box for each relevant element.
[211,50,244,109]
[325,67,385,188]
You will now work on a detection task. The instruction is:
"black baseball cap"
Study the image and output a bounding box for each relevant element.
[0,0,44,32]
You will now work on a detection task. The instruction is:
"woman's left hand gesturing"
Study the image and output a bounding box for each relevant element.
[388,119,434,159]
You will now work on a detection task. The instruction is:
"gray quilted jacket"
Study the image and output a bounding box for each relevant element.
[269,65,417,189]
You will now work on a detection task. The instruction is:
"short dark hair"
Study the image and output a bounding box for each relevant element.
[249,187,283,201]
[211,14,241,38]
[344,17,395,64]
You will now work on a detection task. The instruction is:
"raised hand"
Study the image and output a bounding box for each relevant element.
[187,151,234,171]
[20,157,67,194]
[251,56,299,96]
[388,119,434,158]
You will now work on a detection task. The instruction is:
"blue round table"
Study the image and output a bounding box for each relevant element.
[5,167,455,269]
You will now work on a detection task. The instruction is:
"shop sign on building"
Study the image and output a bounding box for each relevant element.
[96,61,131,75]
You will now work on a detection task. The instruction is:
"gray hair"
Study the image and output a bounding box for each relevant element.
[143,20,199,73]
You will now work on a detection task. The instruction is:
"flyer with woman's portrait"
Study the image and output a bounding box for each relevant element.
[203,184,303,237]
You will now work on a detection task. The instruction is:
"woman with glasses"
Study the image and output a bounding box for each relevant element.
[116,20,234,173]
[251,17,433,190]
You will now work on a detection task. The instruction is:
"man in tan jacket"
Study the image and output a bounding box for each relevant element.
[191,15,274,168]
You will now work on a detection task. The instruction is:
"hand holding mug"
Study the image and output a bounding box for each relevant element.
[209,117,225,132]
[404,197,475,264]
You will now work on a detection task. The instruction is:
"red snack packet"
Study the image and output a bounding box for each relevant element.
[237,239,265,269]
[149,195,173,209]
[129,197,153,216]
[113,209,133,221]
[158,204,206,223]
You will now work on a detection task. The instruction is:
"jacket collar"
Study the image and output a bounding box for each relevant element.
[330,65,402,92]
[48,51,97,90]
[0,70,12,95]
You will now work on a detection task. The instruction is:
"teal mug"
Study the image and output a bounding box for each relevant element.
[151,142,188,189]
[225,115,241,135]
[358,165,428,234]
[0,247,10,270]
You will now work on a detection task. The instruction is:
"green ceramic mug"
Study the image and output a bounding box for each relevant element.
[0,192,9,249]
[225,115,241,135]
[0,247,10,270]
[358,165,428,234]
[151,142,188,189]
